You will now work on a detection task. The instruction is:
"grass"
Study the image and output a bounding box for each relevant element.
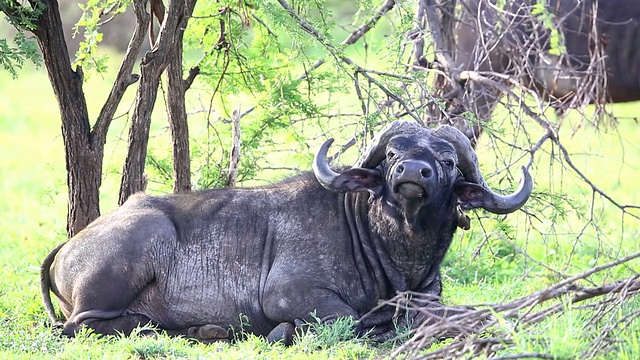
[2,56,640,359]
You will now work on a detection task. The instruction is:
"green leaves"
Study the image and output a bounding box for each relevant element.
[531,1,566,56]
[0,32,41,79]
[0,0,44,30]
[0,0,43,78]
[72,0,131,76]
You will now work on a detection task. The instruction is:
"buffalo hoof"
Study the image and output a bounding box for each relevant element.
[188,324,230,344]
[62,321,79,337]
[267,322,295,345]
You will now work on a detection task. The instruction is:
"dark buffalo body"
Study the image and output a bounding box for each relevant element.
[41,121,532,343]
[584,1,640,102]
[453,0,640,139]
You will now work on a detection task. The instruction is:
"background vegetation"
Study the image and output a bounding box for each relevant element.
[1,0,640,359]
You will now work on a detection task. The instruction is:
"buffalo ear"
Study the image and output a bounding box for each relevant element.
[454,181,492,210]
[327,168,383,196]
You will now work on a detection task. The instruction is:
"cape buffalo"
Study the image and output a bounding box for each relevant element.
[41,121,532,344]
[448,0,640,140]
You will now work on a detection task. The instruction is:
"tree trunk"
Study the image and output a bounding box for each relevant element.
[149,0,192,193]
[29,0,101,237]
[118,53,164,204]
[3,0,193,234]
[118,0,197,204]
[166,34,192,193]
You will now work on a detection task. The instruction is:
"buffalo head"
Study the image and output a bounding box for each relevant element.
[313,120,532,216]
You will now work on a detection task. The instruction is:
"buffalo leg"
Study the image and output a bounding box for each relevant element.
[65,312,230,344]
[266,319,310,345]
[63,311,154,337]
[164,324,230,344]
[355,306,398,341]
[266,322,295,345]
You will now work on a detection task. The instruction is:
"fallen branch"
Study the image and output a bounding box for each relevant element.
[386,251,640,359]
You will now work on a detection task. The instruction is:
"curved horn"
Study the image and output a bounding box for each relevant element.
[433,125,533,214]
[357,120,424,168]
[313,138,341,190]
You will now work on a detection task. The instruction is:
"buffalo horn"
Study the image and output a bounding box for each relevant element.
[433,125,533,214]
[313,138,341,190]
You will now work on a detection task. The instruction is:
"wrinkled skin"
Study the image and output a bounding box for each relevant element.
[41,122,532,344]
[453,0,640,140]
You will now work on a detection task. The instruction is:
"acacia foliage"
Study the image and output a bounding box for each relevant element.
[2,0,420,191]
[142,0,418,189]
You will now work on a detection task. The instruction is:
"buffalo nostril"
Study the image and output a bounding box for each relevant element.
[421,168,432,178]
[396,165,405,174]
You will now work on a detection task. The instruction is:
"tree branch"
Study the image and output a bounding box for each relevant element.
[183,66,200,91]
[92,0,149,149]
[389,266,640,358]
[119,0,197,204]
[166,11,192,193]
[343,0,396,46]
[294,0,396,81]
[277,0,422,124]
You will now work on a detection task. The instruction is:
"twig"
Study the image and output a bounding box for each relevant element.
[295,0,397,81]
[277,0,423,124]
[555,140,640,221]
[344,0,397,46]
[251,13,278,39]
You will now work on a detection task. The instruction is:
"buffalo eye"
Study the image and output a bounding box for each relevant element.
[442,159,455,169]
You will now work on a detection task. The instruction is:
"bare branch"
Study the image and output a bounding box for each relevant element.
[226,105,242,187]
[387,245,640,359]
[555,140,640,221]
[119,0,197,204]
[92,0,149,149]
[183,66,200,91]
[343,0,396,46]
[251,13,278,39]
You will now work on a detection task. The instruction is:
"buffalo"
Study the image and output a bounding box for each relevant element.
[41,120,532,344]
[446,0,640,140]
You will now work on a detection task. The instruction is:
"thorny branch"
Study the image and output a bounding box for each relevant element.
[295,0,397,81]
[414,0,640,226]
[388,264,640,359]
[277,0,423,125]
[188,0,400,164]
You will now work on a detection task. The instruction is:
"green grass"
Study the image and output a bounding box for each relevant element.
[2,56,640,359]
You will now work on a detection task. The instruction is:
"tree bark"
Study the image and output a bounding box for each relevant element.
[26,0,100,237]
[118,0,197,204]
[1,0,154,236]
[166,17,193,193]
[4,0,196,231]
[226,106,241,187]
